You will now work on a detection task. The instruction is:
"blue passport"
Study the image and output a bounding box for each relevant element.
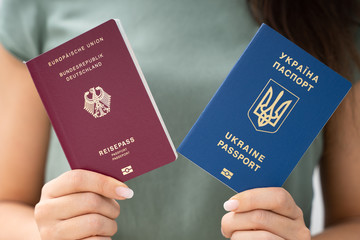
[177,24,351,193]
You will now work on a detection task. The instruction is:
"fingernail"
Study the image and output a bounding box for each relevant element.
[115,186,134,199]
[223,199,239,211]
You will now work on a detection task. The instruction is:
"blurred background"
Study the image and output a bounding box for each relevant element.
[311,167,324,235]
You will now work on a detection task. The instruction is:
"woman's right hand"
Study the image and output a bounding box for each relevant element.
[34,169,134,240]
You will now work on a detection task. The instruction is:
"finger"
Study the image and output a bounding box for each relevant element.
[221,210,299,239]
[38,192,120,220]
[42,169,134,200]
[81,237,112,240]
[230,230,284,240]
[55,213,117,239]
[223,187,302,219]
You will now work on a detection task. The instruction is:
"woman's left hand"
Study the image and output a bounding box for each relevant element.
[221,187,311,240]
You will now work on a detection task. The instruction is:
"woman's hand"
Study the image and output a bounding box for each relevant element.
[221,187,311,240]
[34,169,134,240]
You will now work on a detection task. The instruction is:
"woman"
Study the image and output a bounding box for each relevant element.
[0,0,359,239]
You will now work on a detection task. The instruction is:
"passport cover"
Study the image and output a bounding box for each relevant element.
[26,19,177,182]
[177,24,351,193]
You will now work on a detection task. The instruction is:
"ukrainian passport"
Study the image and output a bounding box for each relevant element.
[26,19,177,182]
[178,24,351,192]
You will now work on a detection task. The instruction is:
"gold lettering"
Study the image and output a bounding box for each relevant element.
[237,140,244,148]
[248,161,255,169]
[284,69,291,77]
[290,73,298,80]
[312,76,319,83]
[242,145,249,152]
[225,132,232,140]
[291,60,298,67]
[285,56,293,64]
[233,150,239,158]
[231,136,238,144]
[252,150,259,159]
[217,132,267,172]
[308,84,314,91]
[279,52,287,59]
[301,81,309,88]
[278,66,285,73]
[237,154,244,160]
[306,70,313,79]
[273,61,281,69]
[296,65,303,72]
[296,77,303,85]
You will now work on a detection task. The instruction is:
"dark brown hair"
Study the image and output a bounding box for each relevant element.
[247,0,360,80]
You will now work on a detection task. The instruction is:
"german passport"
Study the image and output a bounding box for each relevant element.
[26,19,177,182]
[178,24,351,192]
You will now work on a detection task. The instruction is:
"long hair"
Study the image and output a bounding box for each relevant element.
[247,0,360,81]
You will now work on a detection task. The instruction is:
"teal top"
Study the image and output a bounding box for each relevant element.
[0,0,322,239]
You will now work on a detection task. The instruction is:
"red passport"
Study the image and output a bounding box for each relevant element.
[26,19,177,182]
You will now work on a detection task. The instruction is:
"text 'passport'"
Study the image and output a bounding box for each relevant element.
[178,24,351,193]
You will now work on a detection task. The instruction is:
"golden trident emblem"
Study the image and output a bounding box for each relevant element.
[84,86,111,118]
[248,79,299,133]
[253,87,292,127]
